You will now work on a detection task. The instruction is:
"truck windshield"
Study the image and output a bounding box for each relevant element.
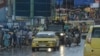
[92,27,100,37]
[36,34,55,38]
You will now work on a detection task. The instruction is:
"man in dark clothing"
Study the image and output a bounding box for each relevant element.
[73,27,81,35]
[73,27,81,45]
[0,28,4,48]
[13,32,17,47]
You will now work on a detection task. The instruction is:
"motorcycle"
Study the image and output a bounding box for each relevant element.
[73,32,81,46]
[65,35,72,47]
[59,33,65,45]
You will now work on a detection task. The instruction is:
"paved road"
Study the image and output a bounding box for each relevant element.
[0,39,85,56]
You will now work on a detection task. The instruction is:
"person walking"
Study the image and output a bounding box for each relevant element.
[9,31,14,47]
[3,31,10,48]
[22,28,28,45]
[16,30,22,48]
[13,32,17,48]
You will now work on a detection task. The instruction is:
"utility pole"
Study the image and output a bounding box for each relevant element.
[12,0,15,21]
[51,0,56,20]
[30,0,34,29]
[12,0,16,27]
[7,0,15,27]
[7,0,12,21]
[66,0,69,23]
[59,0,61,21]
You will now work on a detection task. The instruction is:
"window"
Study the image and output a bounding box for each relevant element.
[36,34,55,38]
[92,27,100,37]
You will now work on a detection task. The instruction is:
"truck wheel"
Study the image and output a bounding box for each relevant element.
[69,43,71,47]
[53,47,58,51]
[76,42,80,46]
[53,48,56,51]
[32,48,35,52]
[76,39,80,46]
[36,48,39,51]
[56,46,60,50]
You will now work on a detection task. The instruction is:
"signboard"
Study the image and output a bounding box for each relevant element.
[15,0,30,16]
[34,0,51,16]
[95,0,100,3]
[56,0,63,5]
[90,3,99,8]
[15,16,29,21]
[74,0,94,7]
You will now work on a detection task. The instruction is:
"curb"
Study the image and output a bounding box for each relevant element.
[0,46,13,50]
[0,47,6,50]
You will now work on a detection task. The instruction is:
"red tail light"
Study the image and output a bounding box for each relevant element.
[86,38,91,44]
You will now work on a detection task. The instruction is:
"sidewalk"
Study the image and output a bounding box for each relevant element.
[0,46,11,51]
[0,45,31,51]
[0,47,5,50]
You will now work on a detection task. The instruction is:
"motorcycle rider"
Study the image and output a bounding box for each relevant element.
[65,29,73,47]
[73,26,81,45]
[59,33,65,45]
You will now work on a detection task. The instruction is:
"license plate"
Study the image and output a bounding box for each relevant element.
[39,48,46,50]
[39,44,46,47]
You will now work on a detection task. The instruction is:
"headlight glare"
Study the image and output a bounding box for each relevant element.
[60,33,64,36]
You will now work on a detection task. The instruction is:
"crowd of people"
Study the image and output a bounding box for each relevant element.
[67,10,96,20]
[0,26,34,49]
[55,8,98,21]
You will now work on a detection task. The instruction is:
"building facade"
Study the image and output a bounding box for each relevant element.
[0,0,7,23]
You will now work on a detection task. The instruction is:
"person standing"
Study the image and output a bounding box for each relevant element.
[13,32,17,48]
[0,27,4,48]
[3,31,10,48]
[28,30,33,45]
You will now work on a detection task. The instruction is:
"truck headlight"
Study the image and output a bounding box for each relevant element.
[32,40,38,43]
[48,41,56,43]
[60,33,64,36]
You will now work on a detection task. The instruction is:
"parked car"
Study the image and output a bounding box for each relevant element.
[84,25,100,56]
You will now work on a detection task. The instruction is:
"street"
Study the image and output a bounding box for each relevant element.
[0,39,85,56]
[0,0,99,56]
